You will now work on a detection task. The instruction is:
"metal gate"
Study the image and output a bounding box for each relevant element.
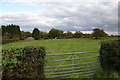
[44,51,100,78]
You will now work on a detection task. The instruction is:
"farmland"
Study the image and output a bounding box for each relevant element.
[2,37,118,54]
[2,37,118,78]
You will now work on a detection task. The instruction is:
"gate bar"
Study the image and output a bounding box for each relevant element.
[46,51,98,56]
[45,64,99,72]
[48,56,98,62]
[47,67,97,75]
[52,70,97,78]
[45,61,99,68]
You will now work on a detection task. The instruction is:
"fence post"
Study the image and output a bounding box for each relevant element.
[72,53,75,71]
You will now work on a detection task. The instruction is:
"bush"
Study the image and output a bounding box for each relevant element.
[2,39,19,44]
[99,40,120,74]
[2,46,46,80]
[93,70,120,79]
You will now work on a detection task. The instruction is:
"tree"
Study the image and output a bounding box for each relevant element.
[73,31,83,38]
[64,31,73,38]
[1,24,21,39]
[92,28,108,39]
[40,31,48,39]
[21,31,31,40]
[83,34,92,38]
[48,28,63,39]
[32,28,40,40]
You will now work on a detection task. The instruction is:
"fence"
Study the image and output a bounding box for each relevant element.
[0,52,1,80]
[44,51,100,78]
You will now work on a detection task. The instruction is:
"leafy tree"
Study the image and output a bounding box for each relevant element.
[62,33,67,39]
[83,34,92,38]
[21,31,31,40]
[64,31,73,38]
[73,31,83,38]
[40,31,48,39]
[32,28,40,40]
[48,28,63,39]
[92,28,108,39]
[1,24,21,39]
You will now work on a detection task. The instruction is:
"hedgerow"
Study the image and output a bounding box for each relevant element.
[99,40,120,74]
[2,46,46,80]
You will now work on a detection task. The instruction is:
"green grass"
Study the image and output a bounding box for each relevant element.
[2,37,118,78]
[2,37,118,54]
[93,70,120,79]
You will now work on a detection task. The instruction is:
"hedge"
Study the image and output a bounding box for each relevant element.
[2,46,46,80]
[2,39,19,44]
[99,40,120,74]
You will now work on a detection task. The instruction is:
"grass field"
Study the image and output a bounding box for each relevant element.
[2,37,118,78]
[2,37,118,54]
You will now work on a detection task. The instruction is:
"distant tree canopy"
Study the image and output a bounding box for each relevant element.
[48,28,63,39]
[40,31,48,39]
[32,28,40,40]
[92,28,108,39]
[21,31,31,40]
[64,31,73,38]
[1,24,111,40]
[83,34,92,38]
[1,24,21,39]
[73,31,83,38]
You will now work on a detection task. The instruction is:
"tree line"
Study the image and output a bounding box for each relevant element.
[1,24,109,40]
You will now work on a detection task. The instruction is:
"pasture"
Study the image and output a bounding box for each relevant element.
[2,37,117,53]
[2,37,118,78]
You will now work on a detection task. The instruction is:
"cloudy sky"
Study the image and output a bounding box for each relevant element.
[0,0,119,35]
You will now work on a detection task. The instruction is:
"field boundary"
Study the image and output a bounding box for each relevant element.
[45,51,100,78]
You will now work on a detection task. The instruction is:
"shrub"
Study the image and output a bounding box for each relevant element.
[2,39,19,44]
[99,40,120,74]
[2,46,46,80]
[93,70,120,79]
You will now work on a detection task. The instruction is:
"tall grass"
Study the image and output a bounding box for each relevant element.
[93,70,120,79]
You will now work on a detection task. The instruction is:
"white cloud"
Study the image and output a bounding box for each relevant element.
[38,2,118,31]
[7,0,119,2]
[1,0,118,7]
[73,26,83,29]
[0,1,118,35]
[104,25,109,28]
[106,31,119,35]
[0,12,54,31]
